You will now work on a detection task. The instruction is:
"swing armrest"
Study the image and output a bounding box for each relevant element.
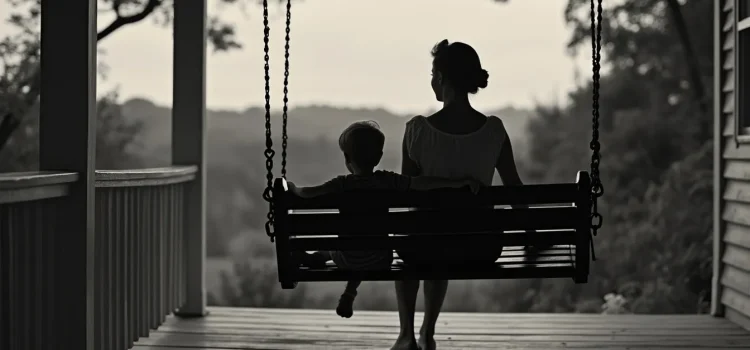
[274,177,289,192]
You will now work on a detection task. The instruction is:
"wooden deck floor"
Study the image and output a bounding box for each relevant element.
[132,307,750,350]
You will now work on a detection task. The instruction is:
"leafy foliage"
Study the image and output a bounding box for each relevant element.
[506,0,714,313]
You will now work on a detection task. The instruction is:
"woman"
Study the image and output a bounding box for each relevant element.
[392,40,524,350]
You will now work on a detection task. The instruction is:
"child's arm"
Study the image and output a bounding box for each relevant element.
[409,176,483,194]
[287,178,343,199]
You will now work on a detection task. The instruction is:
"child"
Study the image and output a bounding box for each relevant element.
[286,120,482,318]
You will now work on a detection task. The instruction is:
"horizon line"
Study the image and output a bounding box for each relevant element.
[121,95,532,117]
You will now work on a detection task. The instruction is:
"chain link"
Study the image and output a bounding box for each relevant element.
[588,0,604,260]
[262,0,293,242]
[281,0,291,178]
[262,0,276,242]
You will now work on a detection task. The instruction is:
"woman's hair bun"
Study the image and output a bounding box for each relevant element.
[476,69,489,89]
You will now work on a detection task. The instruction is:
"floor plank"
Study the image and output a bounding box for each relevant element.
[131,307,750,349]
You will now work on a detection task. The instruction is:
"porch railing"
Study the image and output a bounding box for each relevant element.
[0,165,198,350]
[0,171,78,350]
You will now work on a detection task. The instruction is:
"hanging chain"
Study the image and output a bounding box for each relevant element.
[281,0,291,178]
[262,0,276,242]
[589,0,604,260]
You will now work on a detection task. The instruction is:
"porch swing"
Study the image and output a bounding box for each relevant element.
[261,0,605,289]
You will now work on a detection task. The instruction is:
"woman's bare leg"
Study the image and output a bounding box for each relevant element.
[391,280,421,350]
[418,280,449,350]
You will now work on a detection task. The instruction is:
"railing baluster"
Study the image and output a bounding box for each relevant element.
[94,192,104,350]
[107,189,116,350]
[26,203,35,350]
[166,185,173,313]
[18,204,28,350]
[8,206,16,350]
[117,188,126,350]
[143,187,152,333]
[150,187,159,329]
[160,186,168,321]
[177,185,184,306]
[34,202,43,350]
[45,199,57,350]
[123,188,130,347]
[158,186,165,320]
[171,184,178,310]
[128,187,138,345]
[0,205,8,350]
[32,203,40,350]
[162,185,170,319]
[18,204,29,350]
[138,187,147,337]
[134,187,142,338]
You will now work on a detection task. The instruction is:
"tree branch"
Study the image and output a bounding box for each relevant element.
[98,0,163,41]
[0,0,162,156]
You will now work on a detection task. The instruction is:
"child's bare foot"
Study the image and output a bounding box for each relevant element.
[390,335,419,350]
[336,291,356,318]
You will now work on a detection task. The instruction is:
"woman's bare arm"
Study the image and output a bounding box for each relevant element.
[401,133,421,176]
[496,137,523,186]
[496,137,528,209]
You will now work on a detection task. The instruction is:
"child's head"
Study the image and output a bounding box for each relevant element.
[338,120,385,173]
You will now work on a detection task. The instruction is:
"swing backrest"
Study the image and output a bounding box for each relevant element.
[272,171,591,253]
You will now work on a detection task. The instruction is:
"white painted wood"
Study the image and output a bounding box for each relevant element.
[738,17,750,31]
[714,0,728,317]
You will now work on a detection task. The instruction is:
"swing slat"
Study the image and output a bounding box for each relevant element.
[287,230,576,252]
[296,256,578,282]
[285,207,577,236]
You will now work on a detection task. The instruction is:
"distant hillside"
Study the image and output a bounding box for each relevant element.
[121,97,536,167]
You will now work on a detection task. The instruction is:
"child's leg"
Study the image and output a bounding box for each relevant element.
[344,280,361,295]
[295,251,333,269]
[336,280,361,318]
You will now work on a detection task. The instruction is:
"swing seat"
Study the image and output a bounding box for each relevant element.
[272,171,593,289]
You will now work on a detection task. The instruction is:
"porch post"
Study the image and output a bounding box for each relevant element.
[172,0,208,317]
[710,0,725,317]
[39,0,97,348]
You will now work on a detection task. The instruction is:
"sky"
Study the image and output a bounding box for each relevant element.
[2,0,594,115]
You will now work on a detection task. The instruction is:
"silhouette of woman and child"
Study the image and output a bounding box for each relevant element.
[286,39,524,350]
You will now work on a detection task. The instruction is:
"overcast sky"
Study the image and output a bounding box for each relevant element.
[1,0,594,115]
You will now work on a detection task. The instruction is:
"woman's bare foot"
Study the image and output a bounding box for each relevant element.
[391,335,420,350]
[417,336,435,350]
[418,329,436,350]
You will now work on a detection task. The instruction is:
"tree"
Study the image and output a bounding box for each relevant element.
[0,0,262,157]
[498,0,715,314]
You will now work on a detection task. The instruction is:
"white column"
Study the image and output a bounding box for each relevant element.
[172,0,208,317]
[38,0,97,348]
